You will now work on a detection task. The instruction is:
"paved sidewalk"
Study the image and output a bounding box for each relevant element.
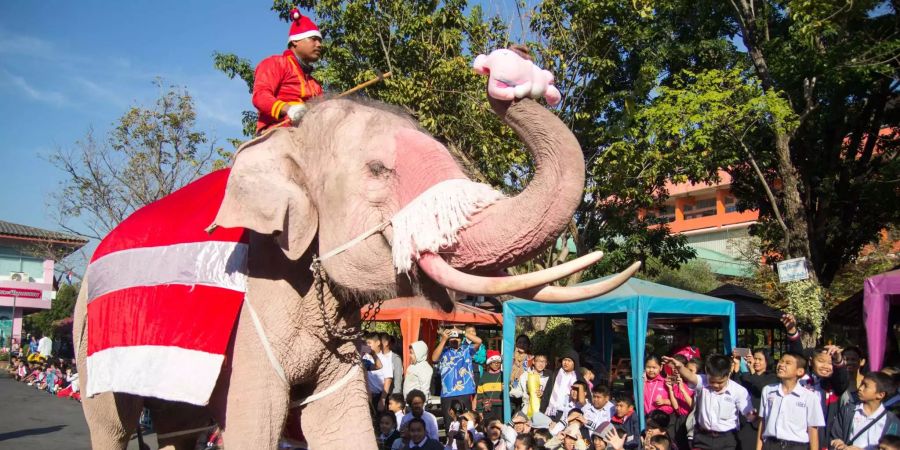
[0,375,157,449]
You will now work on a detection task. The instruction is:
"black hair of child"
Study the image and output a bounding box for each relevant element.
[705,354,733,378]
[379,411,398,428]
[406,389,426,405]
[864,372,896,397]
[389,392,406,406]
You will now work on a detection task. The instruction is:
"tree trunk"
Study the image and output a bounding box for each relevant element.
[773,134,817,282]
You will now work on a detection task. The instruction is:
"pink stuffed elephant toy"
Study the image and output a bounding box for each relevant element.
[473,48,562,106]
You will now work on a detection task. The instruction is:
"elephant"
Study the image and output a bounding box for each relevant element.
[73,54,641,450]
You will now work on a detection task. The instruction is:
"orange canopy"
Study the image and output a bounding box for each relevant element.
[362,297,502,368]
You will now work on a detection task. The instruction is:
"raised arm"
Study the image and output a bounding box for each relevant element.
[465,326,482,350]
[661,356,697,386]
[432,329,450,363]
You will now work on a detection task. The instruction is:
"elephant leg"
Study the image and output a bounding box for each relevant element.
[146,399,213,450]
[75,281,144,450]
[220,308,290,449]
[300,357,377,450]
[81,391,144,450]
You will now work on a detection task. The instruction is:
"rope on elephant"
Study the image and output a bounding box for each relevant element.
[155,425,216,440]
[289,364,360,408]
[314,220,390,263]
[245,297,288,384]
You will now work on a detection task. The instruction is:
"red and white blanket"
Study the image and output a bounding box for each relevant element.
[84,169,247,405]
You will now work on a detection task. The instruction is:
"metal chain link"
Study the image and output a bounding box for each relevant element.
[310,256,385,343]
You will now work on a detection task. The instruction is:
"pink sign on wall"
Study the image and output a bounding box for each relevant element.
[0,288,42,299]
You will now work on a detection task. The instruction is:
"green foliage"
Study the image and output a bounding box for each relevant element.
[528,0,742,275]
[640,258,722,294]
[525,316,573,359]
[530,0,899,288]
[783,279,826,337]
[362,321,401,336]
[23,284,79,339]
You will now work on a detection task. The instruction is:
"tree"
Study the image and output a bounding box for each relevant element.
[50,81,228,241]
[526,0,897,336]
[23,283,79,340]
[725,0,900,288]
[528,0,746,278]
[642,258,722,294]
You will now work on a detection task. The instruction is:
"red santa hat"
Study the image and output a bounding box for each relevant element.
[486,350,501,364]
[288,8,322,42]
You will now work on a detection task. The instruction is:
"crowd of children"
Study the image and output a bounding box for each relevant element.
[6,355,80,401]
[372,316,900,450]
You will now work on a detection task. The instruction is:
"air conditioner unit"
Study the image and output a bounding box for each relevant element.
[9,272,29,282]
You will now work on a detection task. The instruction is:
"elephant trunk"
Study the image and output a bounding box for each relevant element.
[445,97,585,272]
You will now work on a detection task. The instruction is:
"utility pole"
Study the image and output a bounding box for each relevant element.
[7,293,16,358]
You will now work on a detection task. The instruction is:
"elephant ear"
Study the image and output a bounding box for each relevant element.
[211,129,317,260]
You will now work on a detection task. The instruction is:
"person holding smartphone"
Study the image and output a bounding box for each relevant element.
[433,326,482,429]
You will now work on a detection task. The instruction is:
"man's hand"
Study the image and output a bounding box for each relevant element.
[781,314,798,335]
[286,104,307,124]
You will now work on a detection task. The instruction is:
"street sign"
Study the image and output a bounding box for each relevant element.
[0,288,41,299]
[777,257,809,283]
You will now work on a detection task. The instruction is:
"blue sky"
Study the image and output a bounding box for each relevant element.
[0,2,294,235]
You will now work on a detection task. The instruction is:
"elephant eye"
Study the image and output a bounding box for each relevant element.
[367,160,392,177]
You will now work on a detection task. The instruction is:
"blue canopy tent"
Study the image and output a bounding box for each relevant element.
[501,276,737,429]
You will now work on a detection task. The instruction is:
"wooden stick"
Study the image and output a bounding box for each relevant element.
[337,71,392,98]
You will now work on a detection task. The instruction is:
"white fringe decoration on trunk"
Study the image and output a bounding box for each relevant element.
[391,179,504,274]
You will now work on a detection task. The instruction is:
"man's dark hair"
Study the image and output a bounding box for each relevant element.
[406,389,426,404]
[364,332,379,341]
[407,417,426,431]
[705,354,733,378]
[567,408,584,418]
[650,434,672,448]
[592,384,610,396]
[616,395,635,407]
[647,410,670,430]
[379,411,397,428]
[388,392,405,406]
[864,372,896,397]
[571,381,588,392]
[782,352,808,371]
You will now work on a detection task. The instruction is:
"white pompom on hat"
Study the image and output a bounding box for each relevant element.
[288,8,322,42]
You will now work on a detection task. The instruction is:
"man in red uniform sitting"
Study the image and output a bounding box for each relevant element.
[252,8,325,135]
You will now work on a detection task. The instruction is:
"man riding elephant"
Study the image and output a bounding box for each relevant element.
[252,8,324,135]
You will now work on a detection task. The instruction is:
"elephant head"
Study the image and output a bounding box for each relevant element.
[211,92,638,305]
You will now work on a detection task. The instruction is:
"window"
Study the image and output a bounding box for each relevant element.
[657,205,676,223]
[683,197,717,219]
[724,195,737,213]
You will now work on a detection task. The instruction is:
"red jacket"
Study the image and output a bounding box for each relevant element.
[252,50,324,134]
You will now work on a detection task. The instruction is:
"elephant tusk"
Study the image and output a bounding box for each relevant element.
[509,261,642,302]
[417,251,604,295]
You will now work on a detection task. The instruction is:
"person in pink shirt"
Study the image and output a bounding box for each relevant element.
[643,355,675,414]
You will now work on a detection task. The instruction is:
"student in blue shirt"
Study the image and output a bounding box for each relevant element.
[431,326,482,429]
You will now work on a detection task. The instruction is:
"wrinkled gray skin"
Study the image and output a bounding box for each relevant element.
[73,94,587,449]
